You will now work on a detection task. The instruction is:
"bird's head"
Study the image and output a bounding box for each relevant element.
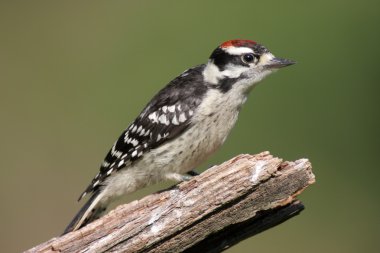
[203,39,295,93]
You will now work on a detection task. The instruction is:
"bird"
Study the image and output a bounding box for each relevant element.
[63,39,295,234]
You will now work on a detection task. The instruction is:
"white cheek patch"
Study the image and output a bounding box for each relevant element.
[203,61,250,84]
[203,61,249,84]
[222,46,253,55]
[221,64,249,78]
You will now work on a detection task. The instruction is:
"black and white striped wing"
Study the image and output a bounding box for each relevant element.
[78,65,207,200]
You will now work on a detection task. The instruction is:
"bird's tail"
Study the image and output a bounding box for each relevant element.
[63,190,107,235]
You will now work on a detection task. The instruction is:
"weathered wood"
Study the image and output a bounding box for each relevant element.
[25,151,315,253]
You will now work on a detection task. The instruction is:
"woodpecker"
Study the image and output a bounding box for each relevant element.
[63,39,295,234]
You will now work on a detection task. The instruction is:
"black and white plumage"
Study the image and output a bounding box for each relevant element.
[63,39,295,234]
[78,65,208,201]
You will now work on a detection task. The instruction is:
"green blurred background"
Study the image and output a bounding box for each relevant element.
[1,1,379,252]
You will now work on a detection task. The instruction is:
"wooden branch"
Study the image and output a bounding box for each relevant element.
[25,151,315,253]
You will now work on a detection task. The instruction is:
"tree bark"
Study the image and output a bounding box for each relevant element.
[25,151,315,253]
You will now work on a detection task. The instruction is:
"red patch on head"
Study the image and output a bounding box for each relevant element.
[220,39,257,48]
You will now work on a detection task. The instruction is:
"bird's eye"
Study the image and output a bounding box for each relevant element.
[241,53,255,64]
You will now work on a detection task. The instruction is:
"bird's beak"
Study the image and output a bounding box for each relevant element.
[264,57,296,69]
